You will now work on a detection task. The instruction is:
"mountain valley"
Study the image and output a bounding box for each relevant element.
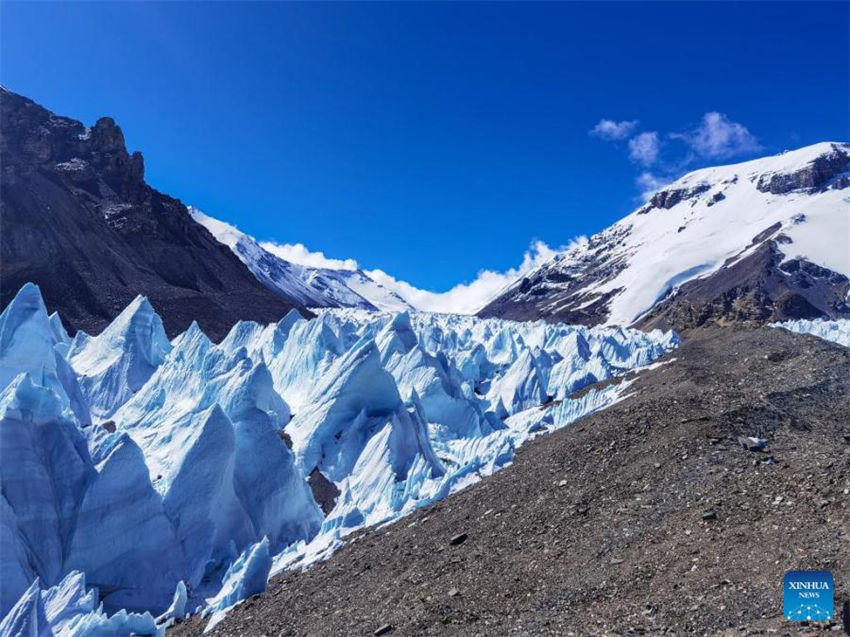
[1,87,848,637]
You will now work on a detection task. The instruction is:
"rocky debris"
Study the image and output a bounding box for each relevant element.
[449,533,468,546]
[307,468,341,516]
[756,144,850,194]
[170,327,850,636]
[737,436,768,451]
[0,88,307,340]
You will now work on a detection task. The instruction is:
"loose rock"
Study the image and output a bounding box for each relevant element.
[449,533,468,546]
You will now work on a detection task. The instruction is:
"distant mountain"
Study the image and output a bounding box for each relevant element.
[479,143,850,329]
[190,208,414,312]
[6,87,846,336]
[0,88,307,340]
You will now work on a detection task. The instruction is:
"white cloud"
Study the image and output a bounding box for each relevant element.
[673,112,762,159]
[635,172,672,202]
[259,236,565,314]
[591,111,762,199]
[589,118,639,141]
[366,240,567,314]
[628,131,660,166]
[260,241,360,271]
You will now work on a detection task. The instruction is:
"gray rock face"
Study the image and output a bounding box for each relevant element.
[646,182,711,211]
[706,191,726,207]
[478,225,629,325]
[638,240,850,330]
[307,468,341,516]
[0,88,308,340]
[756,144,850,194]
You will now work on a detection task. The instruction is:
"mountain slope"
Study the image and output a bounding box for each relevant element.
[189,208,414,312]
[0,88,307,340]
[172,326,850,636]
[479,143,850,328]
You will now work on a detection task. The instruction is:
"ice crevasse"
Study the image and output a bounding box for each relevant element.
[773,317,850,349]
[0,283,677,635]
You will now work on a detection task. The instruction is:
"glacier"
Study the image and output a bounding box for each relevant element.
[772,318,850,348]
[0,572,163,637]
[68,295,171,421]
[0,283,676,635]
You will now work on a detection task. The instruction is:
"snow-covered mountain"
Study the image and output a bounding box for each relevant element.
[479,142,850,328]
[190,208,414,313]
[0,282,675,636]
[195,142,849,328]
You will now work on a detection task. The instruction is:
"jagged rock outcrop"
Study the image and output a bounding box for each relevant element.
[756,145,850,194]
[0,89,307,340]
[646,182,711,211]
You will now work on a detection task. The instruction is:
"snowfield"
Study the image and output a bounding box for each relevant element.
[0,283,675,635]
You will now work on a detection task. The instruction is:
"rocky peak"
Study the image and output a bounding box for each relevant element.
[86,117,145,200]
[1,88,306,340]
[90,117,126,153]
[1,89,81,168]
[1,89,145,200]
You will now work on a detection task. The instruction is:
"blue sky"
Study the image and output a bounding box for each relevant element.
[2,1,848,301]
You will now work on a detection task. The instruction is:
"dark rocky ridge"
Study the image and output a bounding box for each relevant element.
[756,145,850,194]
[646,182,711,211]
[171,327,850,636]
[0,88,307,340]
[639,239,850,331]
[477,225,631,326]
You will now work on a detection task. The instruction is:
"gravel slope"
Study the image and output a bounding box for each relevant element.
[173,327,850,636]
